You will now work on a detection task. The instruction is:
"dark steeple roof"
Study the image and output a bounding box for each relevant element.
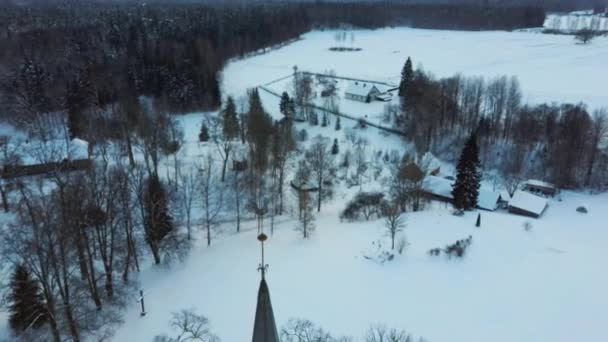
[252,278,280,342]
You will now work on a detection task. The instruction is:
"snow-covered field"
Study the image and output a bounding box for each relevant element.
[2,27,608,342]
[112,177,608,342]
[223,28,608,110]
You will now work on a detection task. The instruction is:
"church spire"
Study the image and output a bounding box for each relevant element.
[252,227,279,342]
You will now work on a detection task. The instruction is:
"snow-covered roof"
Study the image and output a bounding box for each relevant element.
[499,190,512,202]
[422,175,453,199]
[525,179,556,189]
[345,82,379,97]
[376,93,393,101]
[509,190,548,216]
[478,188,500,211]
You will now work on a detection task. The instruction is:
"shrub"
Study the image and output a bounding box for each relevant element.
[340,192,385,221]
[429,235,473,259]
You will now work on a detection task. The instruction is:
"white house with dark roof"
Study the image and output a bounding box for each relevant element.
[344,81,380,102]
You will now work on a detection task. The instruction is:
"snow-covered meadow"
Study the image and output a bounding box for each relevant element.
[223,27,608,111]
[2,27,608,342]
[108,26,608,342]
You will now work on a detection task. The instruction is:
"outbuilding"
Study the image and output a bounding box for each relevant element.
[344,82,380,102]
[523,179,557,197]
[508,190,549,218]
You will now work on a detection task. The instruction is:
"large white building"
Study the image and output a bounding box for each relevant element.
[344,82,381,102]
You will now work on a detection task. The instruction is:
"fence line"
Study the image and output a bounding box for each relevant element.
[258,85,406,137]
[302,71,398,89]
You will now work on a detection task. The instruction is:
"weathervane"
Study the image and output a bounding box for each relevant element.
[257,232,269,279]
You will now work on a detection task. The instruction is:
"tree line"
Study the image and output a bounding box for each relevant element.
[397,58,608,189]
[0,1,545,120]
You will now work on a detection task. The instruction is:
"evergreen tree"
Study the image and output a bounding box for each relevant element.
[144,175,174,264]
[321,112,328,127]
[246,88,274,173]
[65,80,84,139]
[7,264,47,332]
[398,57,414,97]
[331,138,339,155]
[222,96,239,140]
[199,123,210,142]
[279,92,291,118]
[452,132,481,210]
[335,116,341,130]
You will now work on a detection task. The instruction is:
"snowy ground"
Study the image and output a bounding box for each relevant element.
[222,27,608,110]
[112,186,608,342]
[2,27,608,342]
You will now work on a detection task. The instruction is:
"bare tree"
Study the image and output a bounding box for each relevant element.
[586,108,608,187]
[154,309,219,342]
[365,324,421,342]
[179,167,200,241]
[271,119,296,215]
[293,72,314,121]
[199,154,223,246]
[209,117,234,183]
[296,190,315,239]
[382,203,406,250]
[281,318,351,342]
[306,136,334,212]
[503,175,522,197]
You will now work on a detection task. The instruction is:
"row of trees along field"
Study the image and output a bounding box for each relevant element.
[0,1,544,118]
[396,58,608,189]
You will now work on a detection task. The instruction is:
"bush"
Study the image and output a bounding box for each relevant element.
[340,192,385,221]
[429,235,472,259]
[576,206,588,213]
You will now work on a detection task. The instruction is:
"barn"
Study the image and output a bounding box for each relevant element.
[523,179,558,197]
[508,190,548,218]
[344,82,380,102]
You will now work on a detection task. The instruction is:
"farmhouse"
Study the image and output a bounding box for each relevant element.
[508,190,549,218]
[523,179,557,197]
[344,82,380,102]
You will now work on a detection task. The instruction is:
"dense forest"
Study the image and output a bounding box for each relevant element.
[0,1,545,119]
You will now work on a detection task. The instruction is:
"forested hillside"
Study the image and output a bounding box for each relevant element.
[0,2,544,117]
